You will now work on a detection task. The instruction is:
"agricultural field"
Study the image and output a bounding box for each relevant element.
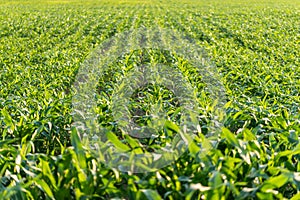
[0,0,300,199]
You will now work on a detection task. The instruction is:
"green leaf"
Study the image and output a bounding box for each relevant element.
[140,189,162,200]
[1,108,15,134]
[291,192,300,200]
[106,131,130,152]
[208,171,224,200]
[164,120,180,133]
[261,173,292,192]
[35,179,55,200]
[71,127,86,169]
[40,159,57,190]
[256,192,273,199]
[242,128,256,141]
[188,141,201,155]
[221,127,239,147]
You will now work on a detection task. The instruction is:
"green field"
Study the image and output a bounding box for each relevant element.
[1,0,300,199]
